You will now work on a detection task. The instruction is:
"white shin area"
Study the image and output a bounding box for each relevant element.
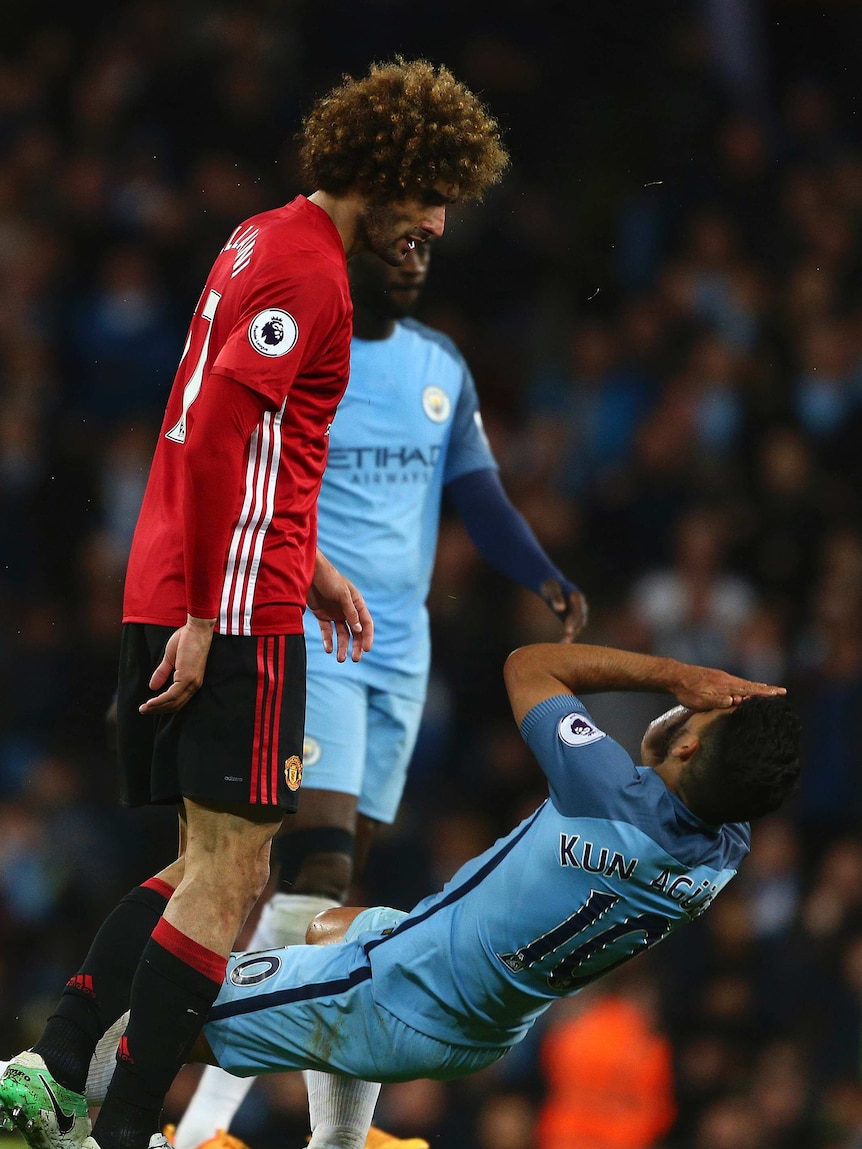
[173,1065,254,1149]
[254,892,343,949]
[85,1012,130,1104]
[305,1071,381,1149]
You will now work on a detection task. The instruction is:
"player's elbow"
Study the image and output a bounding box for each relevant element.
[503,646,534,694]
[504,642,575,705]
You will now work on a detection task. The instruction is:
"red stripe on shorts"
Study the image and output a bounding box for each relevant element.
[270,635,286,802]
[250,636,267,802]
[259,636,277,804]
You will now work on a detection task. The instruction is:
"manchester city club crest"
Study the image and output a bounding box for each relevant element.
[422,384,451,423]
[284,754,303,790]
[303,736,322,766]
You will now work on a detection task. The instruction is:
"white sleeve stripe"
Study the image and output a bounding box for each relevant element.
[219,425,261,631]
[242,404,284,634]
[218,399,286,634]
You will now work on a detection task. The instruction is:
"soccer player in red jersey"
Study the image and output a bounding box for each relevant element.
[0,60,508,1149]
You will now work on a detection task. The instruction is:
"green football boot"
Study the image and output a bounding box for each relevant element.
[0,1051,91,1149]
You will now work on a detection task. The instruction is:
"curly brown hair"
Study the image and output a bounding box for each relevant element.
[299,58,508,202]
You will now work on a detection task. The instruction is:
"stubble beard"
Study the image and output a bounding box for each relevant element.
[357,202,408,268]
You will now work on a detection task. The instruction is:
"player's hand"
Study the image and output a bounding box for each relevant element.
[308,550,374,663]
[139,616,216,714]
[540,579,589,642]
[671,663,786,712]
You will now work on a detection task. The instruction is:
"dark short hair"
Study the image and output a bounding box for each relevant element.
[681,697,802,824]
[299,58,508,202]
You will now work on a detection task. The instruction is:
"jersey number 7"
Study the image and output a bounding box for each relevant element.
[165,289,222,444]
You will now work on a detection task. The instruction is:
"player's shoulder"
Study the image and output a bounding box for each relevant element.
[523,697,638,778]
[251,201,344,271]
[520,694,606,747]
[399,317,468,370]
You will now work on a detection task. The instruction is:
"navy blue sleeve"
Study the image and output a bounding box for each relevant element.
[446,468,578,596]
[520,695,645,817]
[441,361,499,483]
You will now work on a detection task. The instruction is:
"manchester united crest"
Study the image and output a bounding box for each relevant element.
[284,755,303,791]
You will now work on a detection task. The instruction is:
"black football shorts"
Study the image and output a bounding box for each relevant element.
[116,623,306,813]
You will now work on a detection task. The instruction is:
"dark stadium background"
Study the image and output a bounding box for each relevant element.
[1,1,862,1145]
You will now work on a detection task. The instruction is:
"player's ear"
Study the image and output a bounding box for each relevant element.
[671,734,700,763]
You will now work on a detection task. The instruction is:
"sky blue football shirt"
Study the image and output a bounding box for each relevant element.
[363,694,750,1047]
[305,319,497,698]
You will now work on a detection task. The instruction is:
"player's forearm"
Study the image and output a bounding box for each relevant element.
[506,643,785,727]
[312,547,335,588]
[506,643,682,697]
[447,469,575,596]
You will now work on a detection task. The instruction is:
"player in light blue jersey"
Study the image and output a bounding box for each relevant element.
[173,245,588,1149]
[76,643,799,1149]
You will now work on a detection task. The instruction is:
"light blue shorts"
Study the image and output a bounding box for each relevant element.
[301,672,424,824]
[203,908,508,1083]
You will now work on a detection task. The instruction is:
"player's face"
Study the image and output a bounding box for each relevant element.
[349,242,432,319]
[651,707,731,799]
[358,182,456,267]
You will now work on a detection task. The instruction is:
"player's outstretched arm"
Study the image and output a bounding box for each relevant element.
[446,469,588,641]
[307,549,374,662]
[503,643,786,728]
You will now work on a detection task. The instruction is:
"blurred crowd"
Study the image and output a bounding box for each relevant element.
[2,1,862,1146]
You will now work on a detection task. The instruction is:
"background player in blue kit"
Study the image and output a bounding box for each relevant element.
[173,244,589,1149]
[78,641,799,1149]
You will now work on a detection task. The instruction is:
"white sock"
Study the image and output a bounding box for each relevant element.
[173,1065,253,1149]
[254,892,342,948]
[86,1012,129,1104]
[305,1071,381,1149]
[173,892,340,1149]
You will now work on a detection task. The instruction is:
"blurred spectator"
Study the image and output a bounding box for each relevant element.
[690,1094,765,1149]
[67,243,180,423]
[525,316,654,498]
[738,426,824,620]
[793,317,857,441]
[536,974,675,1149]
[739,817,801,943]
[793,528,862,834]
[630,506,757,668]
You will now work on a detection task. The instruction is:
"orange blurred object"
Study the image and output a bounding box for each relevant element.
[537,992,676,1149]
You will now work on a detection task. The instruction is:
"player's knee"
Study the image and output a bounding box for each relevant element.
[306,906,366,946]
[245,843,276,902]
[277,826,356,901]
[195,825,275,910]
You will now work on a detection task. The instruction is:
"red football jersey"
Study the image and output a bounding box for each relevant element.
[123,195,352,635]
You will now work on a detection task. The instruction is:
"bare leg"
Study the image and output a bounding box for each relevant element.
[176,796,394,1149]
[164,800,280,956]
[91,802,280,1149]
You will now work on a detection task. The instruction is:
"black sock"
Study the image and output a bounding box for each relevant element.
[92,925,225,1149]
[33,882,171,1093]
